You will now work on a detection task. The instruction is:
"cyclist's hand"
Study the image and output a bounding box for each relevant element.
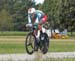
[26,23,32,27]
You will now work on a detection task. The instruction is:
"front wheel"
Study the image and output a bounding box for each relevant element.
[25,33,35,54]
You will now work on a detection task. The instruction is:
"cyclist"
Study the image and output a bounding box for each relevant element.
[26,7,47,37]
[26,7,47,51]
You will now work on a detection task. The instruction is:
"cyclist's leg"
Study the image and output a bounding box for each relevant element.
[33,27,39,51]
[34,37,39,51]
[39,15,47,33]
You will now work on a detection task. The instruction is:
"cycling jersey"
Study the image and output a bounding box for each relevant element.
[28,10,45,24]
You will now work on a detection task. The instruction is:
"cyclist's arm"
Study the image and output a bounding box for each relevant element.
[28,14,32,24]
[26,14,32,27]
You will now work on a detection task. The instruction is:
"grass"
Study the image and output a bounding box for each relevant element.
[49,39,75,52]
[0,43,25,54]
[68,32,75,36]
[0,31,29,36]
[0,36,75,53]
[0,37,75,61]
[34,58,75,61]
[0,31,75,36]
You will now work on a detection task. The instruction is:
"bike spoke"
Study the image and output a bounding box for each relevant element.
[25,33,35,54]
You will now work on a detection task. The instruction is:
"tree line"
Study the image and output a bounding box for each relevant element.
[0,0,75,32]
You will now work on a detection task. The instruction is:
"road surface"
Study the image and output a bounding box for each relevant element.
[0,52,75,61]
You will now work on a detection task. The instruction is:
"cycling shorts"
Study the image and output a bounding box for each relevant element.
[41,15,47,23]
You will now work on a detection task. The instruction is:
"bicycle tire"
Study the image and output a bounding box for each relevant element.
[40,33,49,54]
[25,32,35,54]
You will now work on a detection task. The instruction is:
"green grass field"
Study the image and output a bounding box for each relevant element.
[0,31,75,36]
[0,35,75,61]
[0,36,75,54]
[0,31,29,36]
[35,58,75,61]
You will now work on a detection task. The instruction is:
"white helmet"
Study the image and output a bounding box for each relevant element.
[28,8,36,14]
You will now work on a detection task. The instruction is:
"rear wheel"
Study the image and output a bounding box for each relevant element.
[25,33,35,54]
[40,33,49,54]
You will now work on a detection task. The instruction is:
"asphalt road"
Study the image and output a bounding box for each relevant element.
[0,52,75,61]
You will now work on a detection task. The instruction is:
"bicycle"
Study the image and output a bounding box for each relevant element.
[25,24,49,55]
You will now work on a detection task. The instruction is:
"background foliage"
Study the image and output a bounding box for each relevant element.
[0,0,75,32]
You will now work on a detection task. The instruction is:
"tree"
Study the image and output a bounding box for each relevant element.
[59,0,75,33]
[0,9,13,31]
[0,0,75,32]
